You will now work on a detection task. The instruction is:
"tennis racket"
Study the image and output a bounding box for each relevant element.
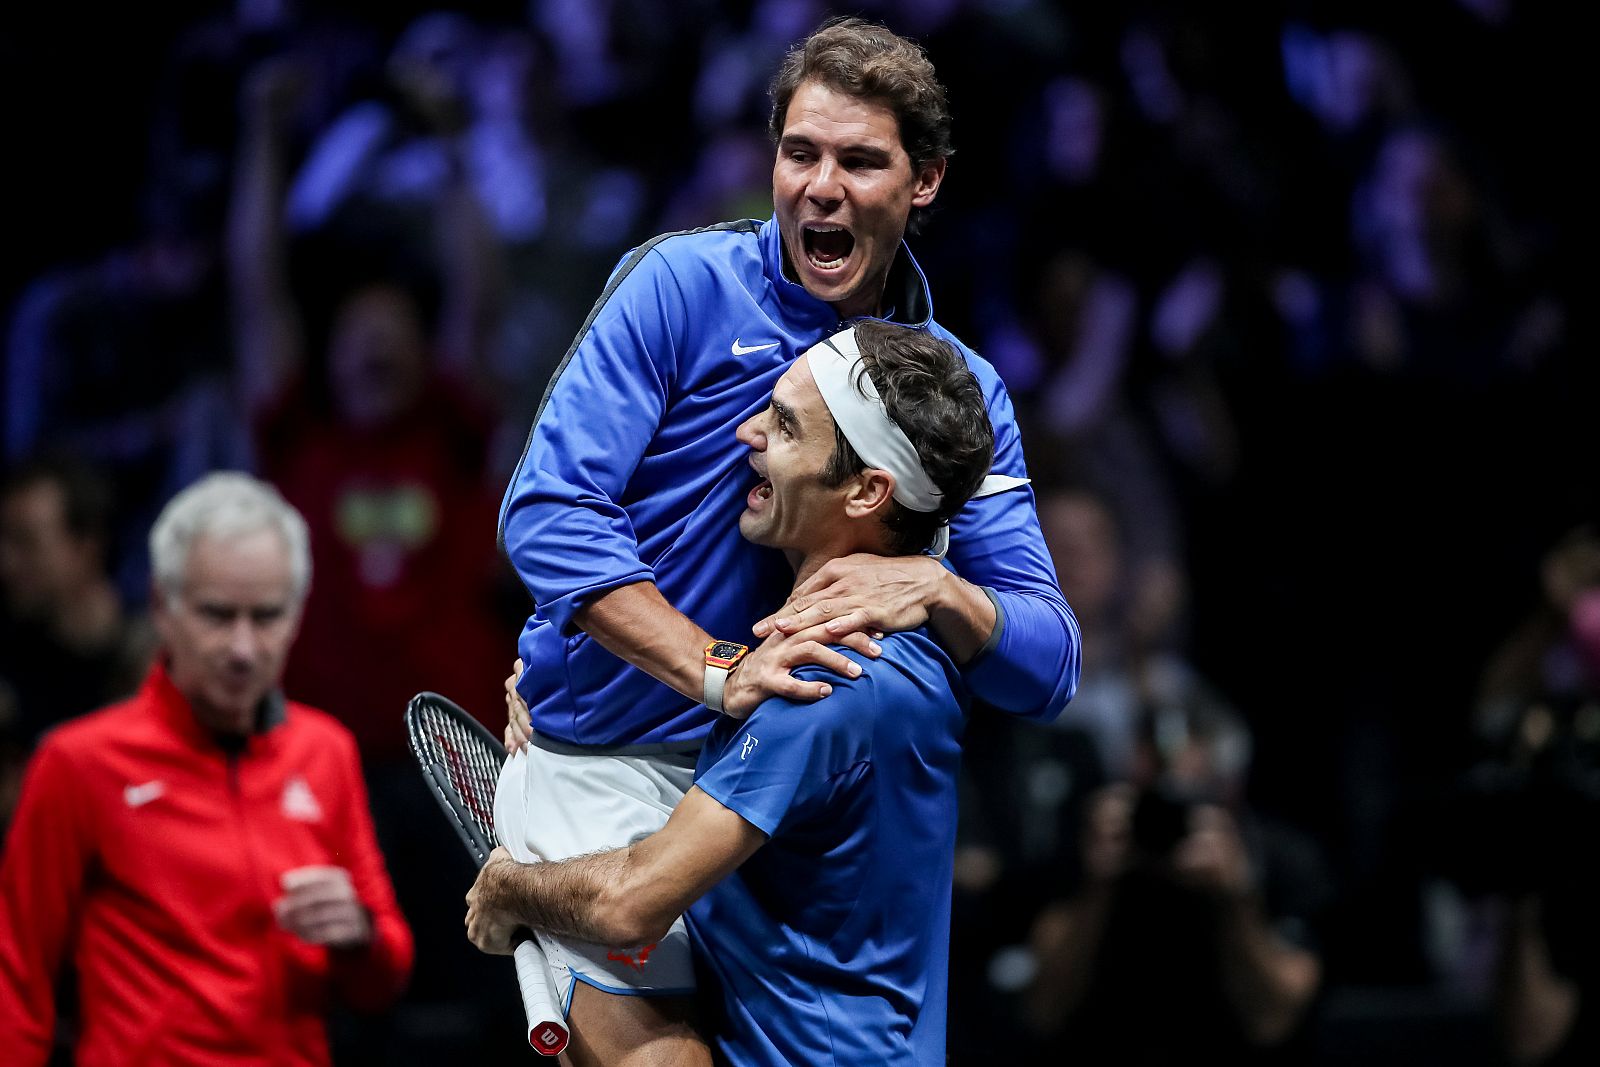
[405,691,570,1057]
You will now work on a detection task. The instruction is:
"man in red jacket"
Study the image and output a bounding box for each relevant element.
[0,471,413,1066]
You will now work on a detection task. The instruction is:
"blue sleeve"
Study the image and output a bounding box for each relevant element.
[694,669,873,837]
[498,247,687,635]
[944,368,1081,722]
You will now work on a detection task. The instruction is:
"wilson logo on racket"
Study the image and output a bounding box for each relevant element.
[605,942,658,971]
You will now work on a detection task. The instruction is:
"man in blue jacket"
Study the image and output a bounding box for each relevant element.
[479,322,1006,1065]
[496,18,1080,1065]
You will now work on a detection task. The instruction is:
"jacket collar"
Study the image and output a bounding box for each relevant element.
[143,660,287,756]
[759,215,933,329]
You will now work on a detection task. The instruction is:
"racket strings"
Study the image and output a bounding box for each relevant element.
[412,704,502,844]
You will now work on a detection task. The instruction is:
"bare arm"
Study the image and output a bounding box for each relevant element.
[465,786,764,951]
[1025,887,1116,1034]
[1213,897,1322,1045]
[228,59,305,418]
[1178,806,1321,1046]
[1495,895,1580,1065]
[431,142,503,391]
[1024,784,1132,1034]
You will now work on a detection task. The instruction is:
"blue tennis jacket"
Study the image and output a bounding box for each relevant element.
[499,215,1079,748]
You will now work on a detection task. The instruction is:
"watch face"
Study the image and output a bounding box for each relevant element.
[709,641,745,661]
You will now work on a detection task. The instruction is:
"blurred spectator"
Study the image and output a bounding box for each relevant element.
[148,0,385,251]
[688,0,827,132]
[3,212,248,603]
[1475,526,1600,743]
[654,125,774,234]
[1278,123,1564,382]
[229,54,527,1052]
[1022,701,1328,1063]
[1494,890,1600,1065]
[1039,483,1212,779]
[230,55,511,765]
[286,13,548,248]
[994,247,1191,633]
[949,482,1218,1059]
[1435,525,1600,1064]
[1281,24,1416,151]
[0,472,412,1066]
[0,457,153,745]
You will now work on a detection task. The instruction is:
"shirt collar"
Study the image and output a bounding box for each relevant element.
[759,214,933,329]
[143,660,287,755]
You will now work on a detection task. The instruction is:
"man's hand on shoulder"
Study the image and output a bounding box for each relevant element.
[719,627,876,720]
[755,552,995,666]
[756,553,937,641]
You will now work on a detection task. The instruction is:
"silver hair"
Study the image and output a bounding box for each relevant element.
[149,472,311,604]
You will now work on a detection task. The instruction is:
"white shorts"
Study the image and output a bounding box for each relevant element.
[494,743,698,1008]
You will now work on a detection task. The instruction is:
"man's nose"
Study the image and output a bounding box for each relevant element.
[226,617,262,659]
[736,411,767,449]
[806,158,844,206]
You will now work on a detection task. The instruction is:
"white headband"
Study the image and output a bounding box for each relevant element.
[807,326,943,513]
[804,325,1029,558]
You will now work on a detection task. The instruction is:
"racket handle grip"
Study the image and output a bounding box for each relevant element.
[513,934,569,1056]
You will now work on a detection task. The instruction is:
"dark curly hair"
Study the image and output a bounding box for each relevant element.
[818,321,993,556]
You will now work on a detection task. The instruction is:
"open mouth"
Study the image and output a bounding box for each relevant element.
[747,477,773,509]
[803,225,854,270]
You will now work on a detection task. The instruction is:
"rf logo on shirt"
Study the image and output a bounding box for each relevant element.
[740,734,759,760]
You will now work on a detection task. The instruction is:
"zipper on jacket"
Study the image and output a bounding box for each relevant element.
[227,750,284,1029]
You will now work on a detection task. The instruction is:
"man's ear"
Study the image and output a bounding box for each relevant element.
[844,469,896,520]
[911,157,947,209]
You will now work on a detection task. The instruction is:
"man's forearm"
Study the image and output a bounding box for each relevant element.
[1496,895,1579,1065]
[575,582,712,705]
[574,580,852,717]
[1215,899,1321,1046]
[483,847,652,948]
[1025,887,1114,1035]
[473,788,765,951]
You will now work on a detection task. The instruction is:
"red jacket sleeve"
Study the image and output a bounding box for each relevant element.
[326,732,413,1011]
[0,738,96,1066]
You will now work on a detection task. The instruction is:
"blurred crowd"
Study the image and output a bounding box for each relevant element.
[0,1,1588,1063]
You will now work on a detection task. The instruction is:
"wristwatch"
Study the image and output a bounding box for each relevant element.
[703,640,751,714]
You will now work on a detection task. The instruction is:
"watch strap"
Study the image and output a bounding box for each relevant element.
[704,661,733,714]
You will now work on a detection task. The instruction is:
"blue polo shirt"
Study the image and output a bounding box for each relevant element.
[687,633,966,1066]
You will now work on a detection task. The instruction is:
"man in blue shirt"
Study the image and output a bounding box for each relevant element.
[474,321,996,1065]
[495,17,1079,1063]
